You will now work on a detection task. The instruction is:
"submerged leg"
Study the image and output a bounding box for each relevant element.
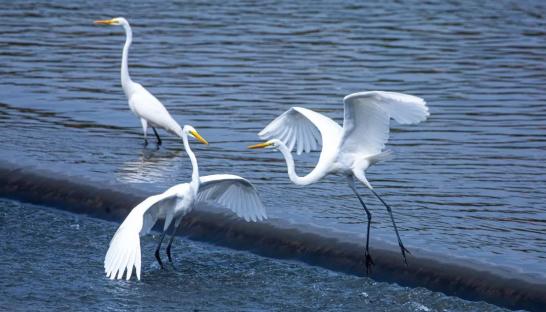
[370,189,411,265]
[152,127,162,146]
[154,231,167,269]
[347,176,374,274]
[140,118,148,146]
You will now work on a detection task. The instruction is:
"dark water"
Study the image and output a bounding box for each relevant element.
[0,0,545,302]
[0,199,508,311]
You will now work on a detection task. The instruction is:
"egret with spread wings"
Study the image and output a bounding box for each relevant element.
[105,125,267,280]
[95,17,184,147]
[249,91,429,272]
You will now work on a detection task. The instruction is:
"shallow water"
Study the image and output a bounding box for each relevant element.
[1,0,545,287]
[0,199,509,311]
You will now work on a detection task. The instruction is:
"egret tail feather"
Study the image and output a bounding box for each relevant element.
[368,150,394,165]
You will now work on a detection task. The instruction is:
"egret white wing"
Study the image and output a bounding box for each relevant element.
[258,107,342,155]
[104,188,178,281]
[129,85,182,135]
[197,174,266,222]
[339,91,429,156]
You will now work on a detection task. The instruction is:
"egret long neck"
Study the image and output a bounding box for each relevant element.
[121,23,133,96]
[183,133,200,191]
[277,143,323,186]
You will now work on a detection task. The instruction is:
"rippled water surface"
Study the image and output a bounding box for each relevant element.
[0,199,508,311]
[1,0,545,289]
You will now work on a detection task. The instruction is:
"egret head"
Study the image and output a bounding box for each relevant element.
[183,125,208,145]
[248,139,280,150]
[94,17,128,26]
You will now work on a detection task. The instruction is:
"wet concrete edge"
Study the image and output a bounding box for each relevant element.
[1,163,544,311]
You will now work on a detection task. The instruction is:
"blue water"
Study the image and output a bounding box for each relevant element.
[0,0,545,309]
[0,199,508,311]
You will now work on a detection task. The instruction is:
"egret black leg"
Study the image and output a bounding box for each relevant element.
[154,231,167,269]
[143,138,149,147]
[152,127,162,146]
[166,224,179,264]
[348,178,374,274]
[371,189,411,265]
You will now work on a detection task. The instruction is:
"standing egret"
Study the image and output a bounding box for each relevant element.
[105,125,267,280]
[249,91,429,272]
[95,17,183,147]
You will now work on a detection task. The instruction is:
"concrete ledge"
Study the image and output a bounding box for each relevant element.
[1,162,544,311]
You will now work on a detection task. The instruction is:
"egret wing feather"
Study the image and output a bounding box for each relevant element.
[258,107,341,155]
[104,188,179,280]
[340,91,429,157]
[197,174,266,222]
[129,84,182,135]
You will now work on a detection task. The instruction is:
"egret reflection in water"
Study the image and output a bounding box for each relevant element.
[116,147,183,184]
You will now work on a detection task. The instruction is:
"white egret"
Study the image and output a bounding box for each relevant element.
[249,91,429,272]
[95,17,183,147]
[105,125,267,280]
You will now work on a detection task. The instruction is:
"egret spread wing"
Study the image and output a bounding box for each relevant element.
[258,107,342,155]
[104,188,179,281]
[197,174,266,222]
[340,91,429,156]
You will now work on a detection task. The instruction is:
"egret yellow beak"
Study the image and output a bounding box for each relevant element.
[190,130,208,145]
[94,19,116,25]
[248,141,273,149]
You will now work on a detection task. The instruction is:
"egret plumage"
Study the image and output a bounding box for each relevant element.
[249,91,429,272]
[95,17,184,147]
[105,125,267,280]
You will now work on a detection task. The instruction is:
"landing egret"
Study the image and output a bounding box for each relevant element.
[105,125,267,280]
[95,17,183,147]
[249,91,429,272]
